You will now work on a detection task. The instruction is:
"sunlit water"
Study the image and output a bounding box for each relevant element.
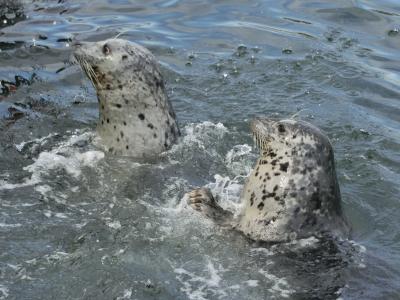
[0,0,399,299]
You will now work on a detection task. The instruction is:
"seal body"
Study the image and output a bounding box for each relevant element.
[187,118,349,242]
[74,38,179,157]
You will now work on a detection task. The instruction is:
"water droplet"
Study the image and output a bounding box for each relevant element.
[236,44,247,57]
[53,21,57,25]
[223,73,228,79]
[3,19,7,24]
[388,28,399,37]
[282,48,293,54]
[359,129,370,135]
[250,55,256,64]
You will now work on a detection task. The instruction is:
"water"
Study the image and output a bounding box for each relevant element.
[1,0,399,299]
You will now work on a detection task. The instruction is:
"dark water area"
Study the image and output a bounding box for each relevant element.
[0,0,399,299]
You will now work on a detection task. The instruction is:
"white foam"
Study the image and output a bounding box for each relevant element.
[0,131,104,192]
[0,285,9,299]
[205,174,245,215]
[246,280,259,287]
[174,259,228,300]
[107,220,122,230]
[116,289,132,300]
[0,222,22,228]
[167,121,228,156]
[225,144,254,176]
[258,269,295,298]
[15,132,59,152]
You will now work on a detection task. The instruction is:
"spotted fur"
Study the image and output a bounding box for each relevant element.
[187,118,349,242]
[74,38,179,157]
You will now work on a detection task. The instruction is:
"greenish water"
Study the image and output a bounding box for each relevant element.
[0,0,399,299]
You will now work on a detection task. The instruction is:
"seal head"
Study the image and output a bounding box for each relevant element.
[74,38,179,157]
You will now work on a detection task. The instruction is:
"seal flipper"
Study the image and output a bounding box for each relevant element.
[187,188,233,226]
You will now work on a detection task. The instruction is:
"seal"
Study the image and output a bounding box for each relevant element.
[187,118,349,242]
[73,38,179,157]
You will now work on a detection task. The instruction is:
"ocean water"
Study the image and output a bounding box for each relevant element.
[0,0,399,299]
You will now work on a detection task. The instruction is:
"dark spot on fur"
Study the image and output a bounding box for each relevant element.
[138,113,145,120]
[274,196,280,201]
[107,118,110,123]
[311,191,321,210]
[153,133,157,138]
[280,162,289,172]
[255,172,259,177]
[278,124,285,133]
[147,123,154,129]
[274,172,281,176]
[101,105,104,110]
[114,125,116,130]
[101,120,104,125]
[116,138,120,142]
[118,85,123,90]
[106,84,111,90]
[123,121,127,126]
[271,159,278,166]
[122,55,128,60]
[289,192,297,197]
[120,131,124,137]
[250,192,256,206]
[257,202,264,210]
[126,145,129,150]
[293,135,297,139]
[164,142,168,148]
[273,185,278,192]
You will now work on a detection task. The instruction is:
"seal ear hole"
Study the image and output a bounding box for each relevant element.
[278,124,286,133]
[103,44,111,55]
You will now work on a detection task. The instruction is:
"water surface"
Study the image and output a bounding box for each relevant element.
[1,0,400,299]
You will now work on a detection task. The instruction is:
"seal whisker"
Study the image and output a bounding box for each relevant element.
[289,109,307,120]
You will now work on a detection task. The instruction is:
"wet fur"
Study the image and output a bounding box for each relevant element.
[187,119,349,242]
[74,38,179,157]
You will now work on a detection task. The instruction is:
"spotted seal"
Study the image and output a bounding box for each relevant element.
[73,38,179,157]
[187,118,349,242]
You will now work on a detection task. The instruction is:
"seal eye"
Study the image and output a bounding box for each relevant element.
[278,124,286,133]
[103,44,111,55]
